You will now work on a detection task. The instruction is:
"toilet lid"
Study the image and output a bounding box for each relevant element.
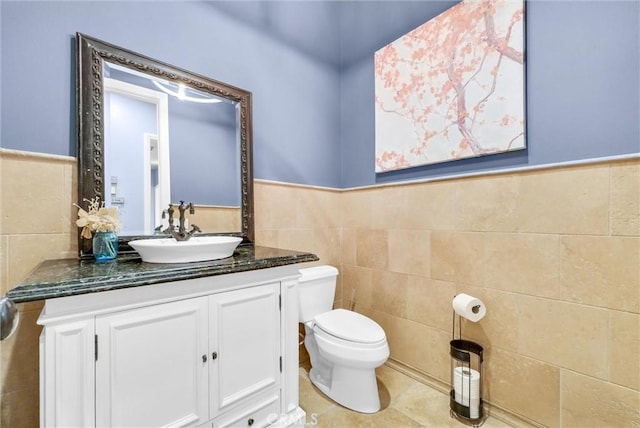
[314,309,386,344]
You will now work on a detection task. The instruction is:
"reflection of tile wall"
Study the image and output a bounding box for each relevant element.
[189,205,241,233]
[1,149,638,427]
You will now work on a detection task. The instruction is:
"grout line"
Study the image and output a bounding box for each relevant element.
[559,368,564,427]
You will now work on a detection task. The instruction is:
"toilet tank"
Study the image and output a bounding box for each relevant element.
[298,265,339,323]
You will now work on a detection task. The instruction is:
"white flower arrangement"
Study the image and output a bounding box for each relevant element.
[74,197,121,239]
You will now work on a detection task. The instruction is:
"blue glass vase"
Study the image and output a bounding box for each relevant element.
[93,231,118,262]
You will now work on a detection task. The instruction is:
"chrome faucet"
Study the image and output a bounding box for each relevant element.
[163,201,201,241]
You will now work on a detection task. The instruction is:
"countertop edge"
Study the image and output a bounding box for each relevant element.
[7,248,319,303]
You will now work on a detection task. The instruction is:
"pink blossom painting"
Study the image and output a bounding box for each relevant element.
[375,0,525,172]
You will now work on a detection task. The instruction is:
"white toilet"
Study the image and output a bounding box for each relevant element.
[298,265,390,413]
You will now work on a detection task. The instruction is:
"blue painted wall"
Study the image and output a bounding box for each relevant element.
[1,1,638,190]
[0,1,342,188]
[168,99,240,206]
[340,0,640,187]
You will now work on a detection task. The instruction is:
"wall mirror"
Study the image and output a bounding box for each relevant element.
[77,33,253,258]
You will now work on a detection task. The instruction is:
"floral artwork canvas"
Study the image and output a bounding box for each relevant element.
[375,0,525,172]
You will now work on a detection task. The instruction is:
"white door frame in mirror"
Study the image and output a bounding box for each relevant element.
[143,133,158,234]
[104,78,171,235]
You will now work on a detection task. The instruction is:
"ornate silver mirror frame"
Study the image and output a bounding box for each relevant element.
[76,33,254,258]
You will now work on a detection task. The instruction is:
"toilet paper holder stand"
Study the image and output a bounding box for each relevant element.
[449,310,485,426]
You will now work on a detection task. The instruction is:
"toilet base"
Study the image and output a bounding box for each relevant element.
[309,365,381,414]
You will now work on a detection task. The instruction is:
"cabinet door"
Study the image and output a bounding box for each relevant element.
[209,283,281,413]
[40,319,95,427]
[95,297,209,427]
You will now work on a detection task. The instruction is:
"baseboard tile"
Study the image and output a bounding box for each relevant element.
[384,358,545,428]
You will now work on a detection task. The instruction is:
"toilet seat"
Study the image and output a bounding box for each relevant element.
[313,309,386,344]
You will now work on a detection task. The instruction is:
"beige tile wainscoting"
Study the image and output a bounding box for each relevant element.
[1,148,639,426]
[256,159,640,427]
[1,149,77,427]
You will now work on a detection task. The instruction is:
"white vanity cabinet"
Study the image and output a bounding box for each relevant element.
[95,296,210,427]
[38,266,305,428]
[208,283,281,419]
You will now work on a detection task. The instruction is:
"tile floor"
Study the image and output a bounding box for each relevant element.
[298,364,513,428]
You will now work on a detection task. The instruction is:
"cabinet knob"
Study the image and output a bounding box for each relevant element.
[247,418,254,426]
[202,354,207,363]
[212,351,218,360]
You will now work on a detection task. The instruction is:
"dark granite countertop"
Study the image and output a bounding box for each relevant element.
[7,245,318,303]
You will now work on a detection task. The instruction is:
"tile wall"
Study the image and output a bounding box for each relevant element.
[1,149,638,426]
[256,160,640,427]
[0,150,77,427]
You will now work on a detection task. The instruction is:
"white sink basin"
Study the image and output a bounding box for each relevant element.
[129,236,243,263]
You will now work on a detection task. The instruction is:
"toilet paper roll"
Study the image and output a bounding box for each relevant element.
[468,397,481,419]
[452,293,486,322]
[453,367,480,401]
